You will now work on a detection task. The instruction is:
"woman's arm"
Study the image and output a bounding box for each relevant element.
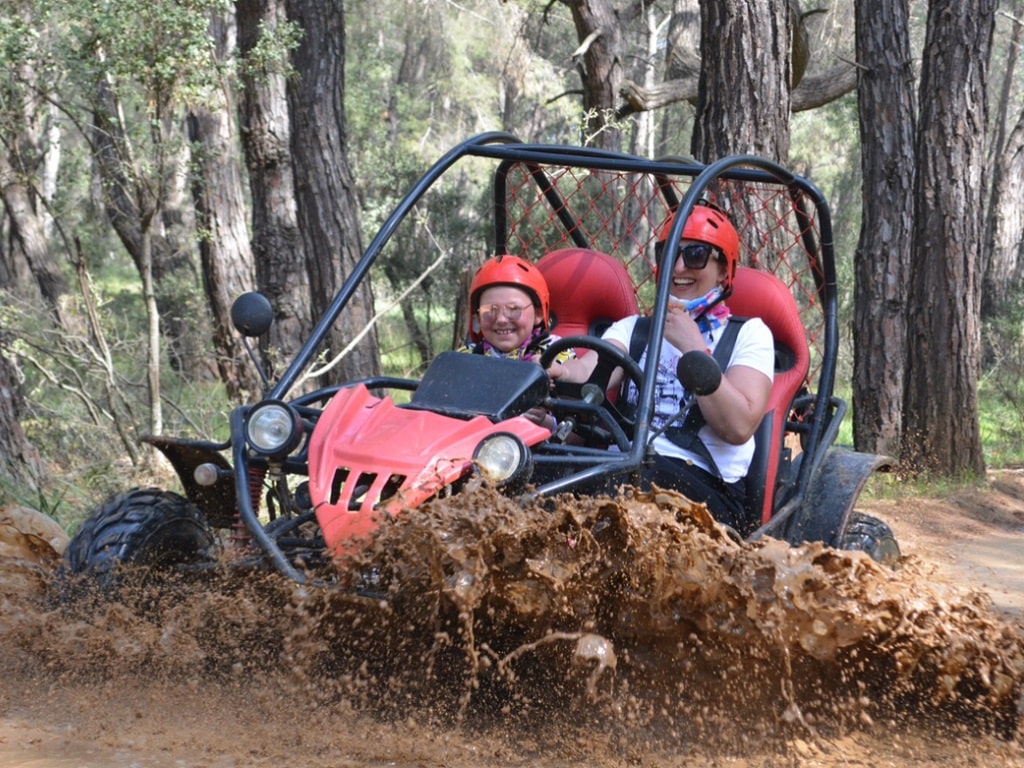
[695,365,772,444]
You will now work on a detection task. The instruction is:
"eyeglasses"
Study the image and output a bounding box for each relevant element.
[653,241,720,270]
[478,303,531,322]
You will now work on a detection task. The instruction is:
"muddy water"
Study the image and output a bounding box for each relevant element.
[2,487,1023,767]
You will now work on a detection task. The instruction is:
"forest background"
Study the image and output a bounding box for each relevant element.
[0,0,1023,527]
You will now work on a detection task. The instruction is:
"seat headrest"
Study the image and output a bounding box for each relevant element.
[727,267,809,372]
[536,248,638,337]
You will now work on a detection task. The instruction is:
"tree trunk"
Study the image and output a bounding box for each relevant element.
[140,218,162,437]
[236,0,311,381]
[286,0,380,384]
[985,106,1024,312]
[851,0,916,457]
[0,331,44,492]
[567,0,627,150]
[187,9,262,403]
[153,126,209,382]
[902,0,996,479]
[90,75,205,386]
[691,0,792,163]
[0,51,71,328]
[90,78,166,437]
[981,3,1024,318]
[0,150,69,323]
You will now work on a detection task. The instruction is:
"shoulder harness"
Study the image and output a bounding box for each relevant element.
[627,315,747,478]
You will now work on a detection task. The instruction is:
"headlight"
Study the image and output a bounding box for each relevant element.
[473,432,532,487]
[245,401,303,457]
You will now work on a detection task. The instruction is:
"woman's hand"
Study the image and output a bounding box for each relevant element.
[664,304,707,353]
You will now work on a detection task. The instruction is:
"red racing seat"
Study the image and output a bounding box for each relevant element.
[536,247,639,349]
[726,266,810,526]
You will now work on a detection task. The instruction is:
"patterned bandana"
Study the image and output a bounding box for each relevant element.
[672,287,731,334]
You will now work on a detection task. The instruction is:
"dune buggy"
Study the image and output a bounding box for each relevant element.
[62,133,899,588]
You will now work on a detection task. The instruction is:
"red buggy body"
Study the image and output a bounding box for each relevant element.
[63,134,899,587]
[307,374,551,556]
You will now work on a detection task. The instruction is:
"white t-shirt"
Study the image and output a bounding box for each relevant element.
[603,314,775,483]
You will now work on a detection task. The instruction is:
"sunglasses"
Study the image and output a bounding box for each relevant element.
[653,241,720,270]
[478,303,531,322]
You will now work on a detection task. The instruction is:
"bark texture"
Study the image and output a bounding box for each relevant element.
[851,0,915,456]
[286,0,380,383]
[902,0,996,478]
[237,0,311,380]
[188,9,262,402]
[0,332,43,491]
[691,0,792,162]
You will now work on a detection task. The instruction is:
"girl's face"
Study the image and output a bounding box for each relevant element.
[476,286,537,352]
[669,240,727,302]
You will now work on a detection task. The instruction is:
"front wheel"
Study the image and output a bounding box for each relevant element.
[839,511,901,566]
[62,487,217,590]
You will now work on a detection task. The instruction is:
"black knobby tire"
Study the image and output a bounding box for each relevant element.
[62,487,216,586]
[839,511,901,566]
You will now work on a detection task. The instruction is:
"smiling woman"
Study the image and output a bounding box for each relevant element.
[546,203,774,535]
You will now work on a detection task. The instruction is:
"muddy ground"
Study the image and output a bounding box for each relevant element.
[2,472,1024,767]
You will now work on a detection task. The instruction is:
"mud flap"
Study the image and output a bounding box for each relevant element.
[782,448,894,549]
[142,435,237,529]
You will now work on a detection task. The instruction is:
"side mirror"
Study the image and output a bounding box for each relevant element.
[230,292,274,338]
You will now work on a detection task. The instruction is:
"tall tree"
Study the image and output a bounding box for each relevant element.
[81,0,231,436]
[286,0,380,384]
[187,8,262,402]
[622,0,856,117]
[690,0,792,162]
[236,0,310,381]
[981,3,1024,318]
[0,330,44,492]
[0,7,70,327]
[565,0,630,149]
[902,0,996,478]
[851,0,915,456]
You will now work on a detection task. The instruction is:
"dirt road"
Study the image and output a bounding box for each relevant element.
[2,475,1023,767]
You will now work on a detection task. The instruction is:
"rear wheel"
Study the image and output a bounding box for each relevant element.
[62,487,217,590]
[839,511,901,566]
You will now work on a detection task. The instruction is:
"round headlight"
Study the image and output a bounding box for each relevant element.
[245,401,303,456]
[473,432,532,487]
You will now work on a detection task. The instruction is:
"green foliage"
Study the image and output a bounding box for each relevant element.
[56,0,227,109]
[979,299,1024,468]
[4,279,231,520]
[238,18,301,81]
[3,0,1024,510]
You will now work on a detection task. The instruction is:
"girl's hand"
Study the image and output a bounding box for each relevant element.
[523,406,556,432]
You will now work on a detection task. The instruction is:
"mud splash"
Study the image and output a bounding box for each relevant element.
[343,486,1024,738]
[2,487,1023,765]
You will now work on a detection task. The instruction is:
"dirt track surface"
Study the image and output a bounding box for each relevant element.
[2,475,1024,767]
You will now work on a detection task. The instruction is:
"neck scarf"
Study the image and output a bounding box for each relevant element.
[672,287,731,334]
[480,326,547,361]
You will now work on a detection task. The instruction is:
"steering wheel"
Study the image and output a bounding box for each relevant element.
[538,336,645,446]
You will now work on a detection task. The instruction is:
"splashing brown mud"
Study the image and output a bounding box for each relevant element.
[2,487,1023,767]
